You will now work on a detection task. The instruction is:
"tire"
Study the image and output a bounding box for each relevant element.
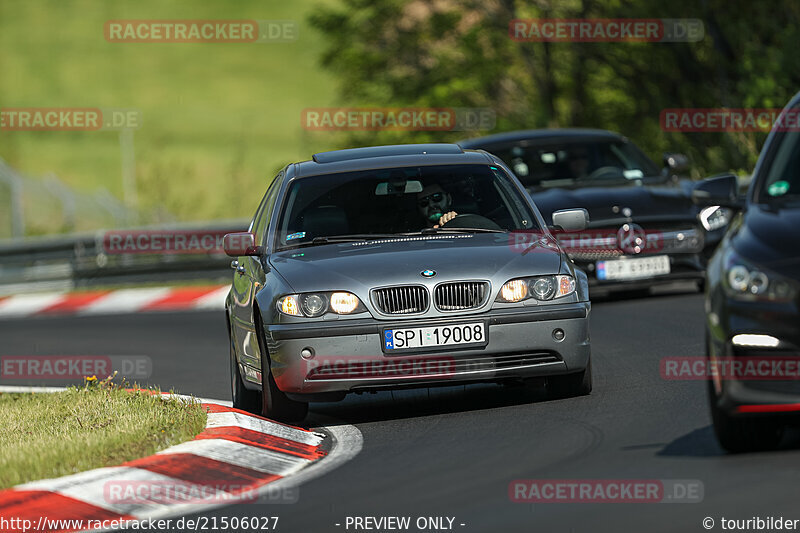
[708,381,783,453]
[547,359,593,399]
[255,310,309,423]
[229,321,261,415]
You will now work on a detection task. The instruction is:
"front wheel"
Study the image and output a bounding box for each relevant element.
[708,381,783,453]
[262,370,309,423]
[229,328,261,415]
[255,311,308,423]
[546,359,593,399]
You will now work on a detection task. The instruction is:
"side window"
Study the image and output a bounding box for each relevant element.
[253,171,283,245]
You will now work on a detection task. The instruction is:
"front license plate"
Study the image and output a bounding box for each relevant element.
[383,322,487,352]
[596,255,671,280]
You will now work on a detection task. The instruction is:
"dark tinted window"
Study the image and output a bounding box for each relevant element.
[759,129,800,204]
[251,172,283,245]
[485,140,661,188]
[274,164,538,249]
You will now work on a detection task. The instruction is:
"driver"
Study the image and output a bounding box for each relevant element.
[417,184,457,228]
[568,147,591,180]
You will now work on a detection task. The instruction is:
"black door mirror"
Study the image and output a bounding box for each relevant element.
[692,174,742,208]
[223,232,261,256]
[663,153,690,175]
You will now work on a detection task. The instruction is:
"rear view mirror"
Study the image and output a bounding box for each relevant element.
[375,180,423,195]
[692,174,742,208]
[223,232,261,256]
[552,208,589,232]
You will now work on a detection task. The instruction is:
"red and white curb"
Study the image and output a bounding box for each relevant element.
[0,389,363,532]
[0,285,229,319]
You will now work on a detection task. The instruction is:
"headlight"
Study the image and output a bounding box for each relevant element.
[277,295,302,316]
[500,279,528,302]
[497,275,575,302]
[300,294,327,317]
[699,205,731,231]
[277,291,364,317]
[722,249,797,302]
[330,292,360,314]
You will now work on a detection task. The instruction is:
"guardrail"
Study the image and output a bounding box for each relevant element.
[0,220,249,295]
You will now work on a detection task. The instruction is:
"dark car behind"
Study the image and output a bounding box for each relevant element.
[460,129,731,293]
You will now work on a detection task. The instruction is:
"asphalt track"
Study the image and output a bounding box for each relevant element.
[3,286,800,533]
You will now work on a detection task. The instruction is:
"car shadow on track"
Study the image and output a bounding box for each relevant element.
[309,381,591,426]
[657,425,800,457]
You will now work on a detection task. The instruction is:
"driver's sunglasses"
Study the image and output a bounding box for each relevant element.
[418,192,444,208]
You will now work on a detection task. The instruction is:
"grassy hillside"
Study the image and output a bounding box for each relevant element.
[0,0,344,227]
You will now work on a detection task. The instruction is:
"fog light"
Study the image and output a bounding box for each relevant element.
[732,334,779,348]
[300,347,315,359]
[552,328,565,342]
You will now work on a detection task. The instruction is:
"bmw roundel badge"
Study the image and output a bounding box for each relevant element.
[421,269,436,278]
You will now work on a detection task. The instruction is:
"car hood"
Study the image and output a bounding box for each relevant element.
[733,204,800,279]
[531,181,697,226]
[269,233,563,293]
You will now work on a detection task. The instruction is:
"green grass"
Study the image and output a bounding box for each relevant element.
[0,0,346,231]
[0,387,207,489]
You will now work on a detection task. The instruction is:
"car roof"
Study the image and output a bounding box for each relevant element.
[290,143,495,179]
[458,128,626,148]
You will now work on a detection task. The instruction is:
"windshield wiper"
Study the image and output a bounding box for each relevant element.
[280,233,409,250]
[419,227,506,234]
[312,233,411,243]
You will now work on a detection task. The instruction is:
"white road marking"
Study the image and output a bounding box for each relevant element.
[0,293,65,317]
[157,438,312,476]
[18,466,184,515]
[192,286,230,310]
[206,411,325,446]
[79,288,173,315]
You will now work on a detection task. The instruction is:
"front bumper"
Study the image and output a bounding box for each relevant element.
[257,302,591,396]
[709,297,800,416]
[560,224,718,291]
[577,253,705,291]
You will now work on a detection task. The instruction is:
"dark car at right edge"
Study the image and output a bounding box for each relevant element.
[699,92,800,452]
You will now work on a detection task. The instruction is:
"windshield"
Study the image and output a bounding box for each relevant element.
[757,128,800,205]
[485,140,662,189]
[274,164,539,250]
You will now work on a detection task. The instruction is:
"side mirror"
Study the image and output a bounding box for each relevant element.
[691,174,742,208]
[552,208,589,232]
[663,153,690,175]
[223,232,261,257]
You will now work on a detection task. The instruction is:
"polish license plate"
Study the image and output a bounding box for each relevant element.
[383,322,487,352]
[597,255,671,280]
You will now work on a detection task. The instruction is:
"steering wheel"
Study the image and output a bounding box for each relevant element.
[440,213,503,230]
[583,166,625,181]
